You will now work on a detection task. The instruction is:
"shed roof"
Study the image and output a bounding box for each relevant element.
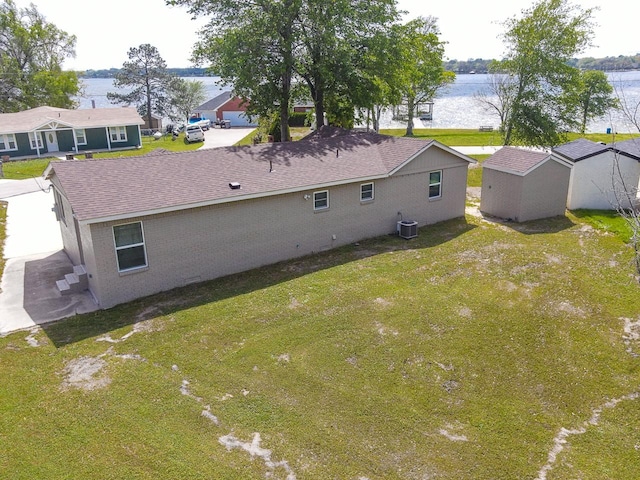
[0,106,145,134]
[49,128,473,224]
[483,147,569,176]
[194,91,234,111]
[552,138,609,161]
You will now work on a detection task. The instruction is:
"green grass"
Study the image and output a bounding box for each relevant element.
[1,135,203,180]
[466,154,491,187]
[380,128,639,146]
[2,213,639,479]
[571,209,634,243]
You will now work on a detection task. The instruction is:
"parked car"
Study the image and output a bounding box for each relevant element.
[185,124,205,143]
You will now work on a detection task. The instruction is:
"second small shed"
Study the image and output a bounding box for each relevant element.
[480,147,572,222]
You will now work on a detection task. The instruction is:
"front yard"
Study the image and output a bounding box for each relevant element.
[1,209,639,479]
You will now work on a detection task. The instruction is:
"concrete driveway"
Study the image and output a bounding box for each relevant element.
[199,126,256,149]
[0,179,98,335]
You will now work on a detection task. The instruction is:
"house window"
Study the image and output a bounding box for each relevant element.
[29,132,43,150]
[74,129,87,145]
[313,190,329,211]
[109,126,127,142]
[113,222,147,272]
[429,170,442,199]
[360,182,374,202]
[53,189,67,225]
[0,134,17,151]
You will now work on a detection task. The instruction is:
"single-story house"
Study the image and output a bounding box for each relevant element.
[553,138,640,210]
[142,113,163,131]
[46,127,475,309]
[480,147,572,222]
[193,91,257,127]
[0,106,145,159]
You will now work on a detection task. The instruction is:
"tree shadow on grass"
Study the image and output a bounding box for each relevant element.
[41,217,477,348]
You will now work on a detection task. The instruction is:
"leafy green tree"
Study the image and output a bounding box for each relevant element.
[166,78,207,125]
[394,17,454,136]
[106,44,175,129]
[294,0,398,129]
[496,0,596,147]
[569,70,617,133]
[168,0,299,142]
[0,0,80,113]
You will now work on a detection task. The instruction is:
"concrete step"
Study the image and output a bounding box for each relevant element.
[56,279,72,296]
[73,264,88,290]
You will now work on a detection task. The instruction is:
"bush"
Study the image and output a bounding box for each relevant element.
[288,112,308,127]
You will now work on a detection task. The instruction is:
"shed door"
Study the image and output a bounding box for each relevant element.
[45,131,59,152]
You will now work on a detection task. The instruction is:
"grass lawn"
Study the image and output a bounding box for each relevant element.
[2,210,639,479]
[380,128,639,146]
[0,134,203,180]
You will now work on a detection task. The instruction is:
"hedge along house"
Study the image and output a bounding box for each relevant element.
[0,106,145,160]
[193,91,257,127]
[480,146,572,222]
[552,138,640,210]
[46,127,475,309]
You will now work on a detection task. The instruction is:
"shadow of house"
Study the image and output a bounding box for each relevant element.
[41,216,476,347]
[23,250,98,324]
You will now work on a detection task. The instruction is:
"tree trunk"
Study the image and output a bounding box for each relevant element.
[405,96,415,136]
[314,88,325,129]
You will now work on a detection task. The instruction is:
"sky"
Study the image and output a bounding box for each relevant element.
[11,0,640,70]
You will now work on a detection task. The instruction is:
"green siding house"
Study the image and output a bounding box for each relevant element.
[0,106,145,159]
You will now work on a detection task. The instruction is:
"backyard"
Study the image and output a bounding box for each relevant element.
[1,205,639,478]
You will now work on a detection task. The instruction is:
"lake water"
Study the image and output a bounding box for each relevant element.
[76,71,640,134]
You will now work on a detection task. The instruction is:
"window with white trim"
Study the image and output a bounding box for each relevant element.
[74,129,87,145]
[29,132,43,150]
[53,189,67,225]
[113,222,147,272]
[313,190,329,211]
[429,170,442,199]
[109,126,127,142]
[0,134,17,151]
[360,182,374,202]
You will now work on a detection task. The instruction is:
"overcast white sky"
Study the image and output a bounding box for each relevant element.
[13,0,640,70]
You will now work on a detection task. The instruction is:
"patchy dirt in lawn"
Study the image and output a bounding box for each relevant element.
[439,423,468,442]
[219,432,297,480]
[24,327,45,347]
[61,356,110,391]
[622,316,640,357]
[536,391,640,480]
[96,318,158,344]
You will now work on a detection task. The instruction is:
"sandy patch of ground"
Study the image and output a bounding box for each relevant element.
[61,356,110,390]
[219,432,296,480]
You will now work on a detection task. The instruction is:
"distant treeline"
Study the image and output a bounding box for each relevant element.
[80,55,640,78]
[80,67,214,78]
[445,55,640,74]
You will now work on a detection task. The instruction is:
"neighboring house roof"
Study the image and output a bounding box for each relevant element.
[50,127,474,225]
[194,91,235,111]
[483,146,571,176]
[0,106,144,134]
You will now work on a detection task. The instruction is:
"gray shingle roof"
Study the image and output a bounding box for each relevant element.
[194,91,234,111]
[483,146,555,175]
[0,106,144,134]
[51,129,470,223]
[552,138,609,161]
[612,138,640,160]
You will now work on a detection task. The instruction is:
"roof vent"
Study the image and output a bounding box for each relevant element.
[229,182,241,190]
